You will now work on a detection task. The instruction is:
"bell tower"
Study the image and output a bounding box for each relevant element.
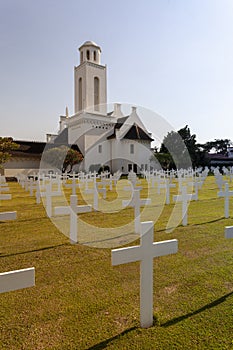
[74,41,107,114]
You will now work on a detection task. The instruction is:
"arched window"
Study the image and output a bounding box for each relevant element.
[81,51,83,63]
[79,77,82,110]
[93,50,96,61]
[94,77,99,111]
[86,50,90,60]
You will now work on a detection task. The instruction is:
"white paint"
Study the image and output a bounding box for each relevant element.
[0,267,35,294]
[112,221,178,328]
[54,195,92,244]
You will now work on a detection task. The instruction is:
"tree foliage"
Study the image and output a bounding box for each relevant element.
[43,145,83,173]
[0,137,19,168]
[158,125,209,169]
[200,139,231,155]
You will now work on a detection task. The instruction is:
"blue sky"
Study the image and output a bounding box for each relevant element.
[0,0,233,144]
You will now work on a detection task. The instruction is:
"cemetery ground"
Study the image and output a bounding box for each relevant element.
[0,177,233,350]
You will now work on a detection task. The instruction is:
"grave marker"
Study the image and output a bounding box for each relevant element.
[0,211,17,221]
[54,195,92,243]
[225,226,233,239]
[112,221,178,328]
[0,267,35,293]
[122,189,151,234]
[173,186,195,226]
[218,183,233,218]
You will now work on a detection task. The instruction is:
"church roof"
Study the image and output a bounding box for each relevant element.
[10,138,82,157]
[79,41,101,51]
[123,124,154,141]
[13,140,46,155]
[107,117,153,141]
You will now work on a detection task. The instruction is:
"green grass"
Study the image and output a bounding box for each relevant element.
[0,177,233,349]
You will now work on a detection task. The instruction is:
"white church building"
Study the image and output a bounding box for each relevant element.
[47,41,154,174]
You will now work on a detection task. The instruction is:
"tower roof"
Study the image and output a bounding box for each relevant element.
[79,41,101,52]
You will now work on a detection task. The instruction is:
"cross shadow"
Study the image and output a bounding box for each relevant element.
[156,216,226,233]
[161,291,233,328]
[190,216,227,226]
[0,243,68,258]
[86,327,137,350]
[86,327,138,350]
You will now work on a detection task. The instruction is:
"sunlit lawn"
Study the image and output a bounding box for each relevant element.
[0,176,233,349]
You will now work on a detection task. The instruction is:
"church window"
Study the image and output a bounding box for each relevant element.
[79,77,82,110]
[94,50,96,61]
[130,144,134,154]
[86,50,90,60]
[98,145,102,153]
[94,77,100,111]
[81,51,83,63]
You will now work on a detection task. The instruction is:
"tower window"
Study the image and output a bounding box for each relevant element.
[94,77,100,111]
[98,145,102,153]
[86,50,90,60]
[81,51,83,63]
[94,50,96,61]
[79,77,82,111]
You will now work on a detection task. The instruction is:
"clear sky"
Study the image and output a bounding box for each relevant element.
[1,0,233,144]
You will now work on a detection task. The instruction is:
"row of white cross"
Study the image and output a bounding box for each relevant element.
[1,222,232,328]
[1,174,233,329]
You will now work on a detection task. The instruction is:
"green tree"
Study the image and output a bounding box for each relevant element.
[43,145,83,173]
[159,125,208,168]
[0,137,19,168]
[201,139,231,155]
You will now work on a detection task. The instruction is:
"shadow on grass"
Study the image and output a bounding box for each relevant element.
[0,243,68,258]
[161,291,233,328]
[86,326,137,350]
[156,216,226,233]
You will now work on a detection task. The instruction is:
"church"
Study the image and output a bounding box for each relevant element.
[3,41,154,177]
[47,41,154,174]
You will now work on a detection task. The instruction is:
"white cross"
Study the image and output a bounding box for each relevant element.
[0,186,9,193]
[122,189,151,234]
[188,179,202,201]
[225,226,233,239]
[0,194,11,201]
[85,180,105,211]
[41,182,61,218]
[65,177,81,195]
[0,267,35,293]
[112,221,178,328]
[28,178,37,196]
[0,211,17,221]
[218,183,233,218]
[54,194,92,244]
[215,175,226,191]
[96,181,107,199]
[173,186,195,226]
[158,179,176,204]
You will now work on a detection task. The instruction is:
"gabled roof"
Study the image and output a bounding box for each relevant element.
[123,124,154,141]
[107,116,153,141]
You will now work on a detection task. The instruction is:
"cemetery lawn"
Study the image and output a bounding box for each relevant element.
[0,177,233,350]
